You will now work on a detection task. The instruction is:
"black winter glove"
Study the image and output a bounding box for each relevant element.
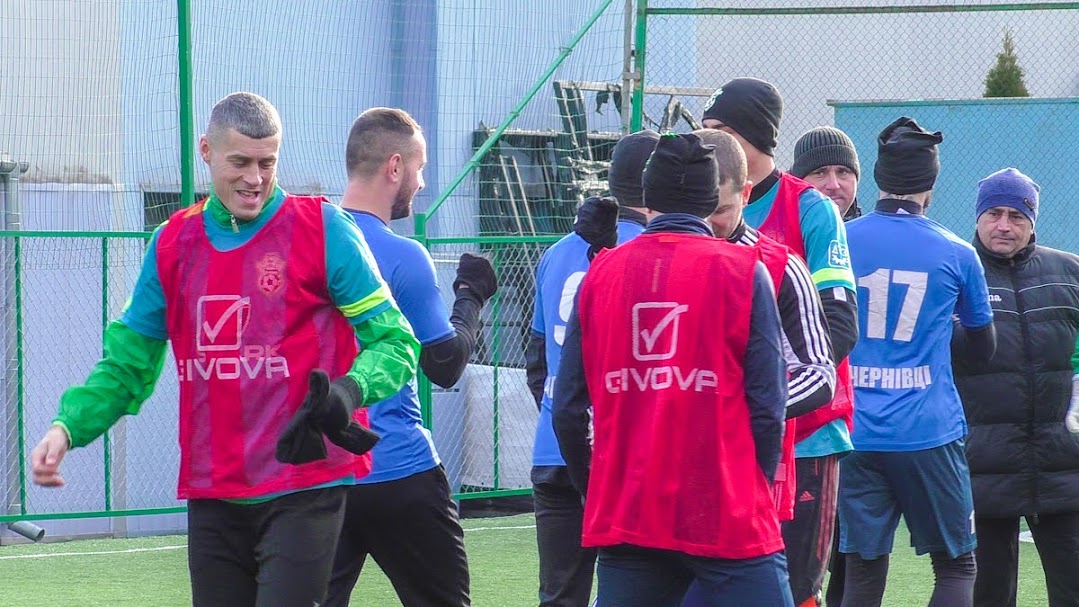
[574,196,619,261]
[453,253,498,304]
[275,370,380,465]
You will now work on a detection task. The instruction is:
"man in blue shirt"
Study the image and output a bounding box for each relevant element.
[525,130,657,607]
[840,117,996,607]
[324,107,498,607]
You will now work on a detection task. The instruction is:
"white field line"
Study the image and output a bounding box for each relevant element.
[462,524,536,532]
[0,524,537,560]
[0,544,186,560]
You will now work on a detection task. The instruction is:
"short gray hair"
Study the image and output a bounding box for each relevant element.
[692,128,747,193]
[207,92,281,141]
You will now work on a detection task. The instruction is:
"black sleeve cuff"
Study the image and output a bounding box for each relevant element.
[331,375,364,412]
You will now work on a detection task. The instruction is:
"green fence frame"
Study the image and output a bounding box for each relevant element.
[1,0,616,525]
[628,1,1079,132]
[9,0,1079,528]
[0,230,561,524]
[0,231,177,525]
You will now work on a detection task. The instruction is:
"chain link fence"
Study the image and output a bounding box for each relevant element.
[426,240,556,498]
[636,0,1079,249]
[3,0,1079,529]
[1,0,629,529]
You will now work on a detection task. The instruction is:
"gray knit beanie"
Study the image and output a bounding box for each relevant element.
[791,126,860,179]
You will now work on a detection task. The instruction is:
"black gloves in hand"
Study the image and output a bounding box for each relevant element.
[275,370,380,465]
[574,196,620,260]
[453,253,498,304]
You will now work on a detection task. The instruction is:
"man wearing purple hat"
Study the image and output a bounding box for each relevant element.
[953,167,1079,607]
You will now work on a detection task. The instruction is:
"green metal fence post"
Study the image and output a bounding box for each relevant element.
[101,238,111,512]
[490,244,502,490]
[630,0,648,132]
[620,0,635,135]
[177,0,196,208]
[414,211,434,430]
[14,236,25,514]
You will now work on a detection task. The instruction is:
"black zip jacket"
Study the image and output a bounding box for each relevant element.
[953,234,1079,518]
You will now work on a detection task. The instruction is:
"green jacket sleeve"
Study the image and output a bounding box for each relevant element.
[346,304,421,406]
[53,320,168,448]
[1072,332,1079,375]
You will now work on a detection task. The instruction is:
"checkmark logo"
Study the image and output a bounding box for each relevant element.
[197,295,251,352]
[632,302,689,361]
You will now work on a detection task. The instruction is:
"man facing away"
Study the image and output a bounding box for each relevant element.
[553,133,793,607]
[526,130,657,607]
[840,117,996,607]
[31,92,420,607]
[326,107,499,607]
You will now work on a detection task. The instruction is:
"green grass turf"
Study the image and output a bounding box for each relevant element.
[0,513,1050,606]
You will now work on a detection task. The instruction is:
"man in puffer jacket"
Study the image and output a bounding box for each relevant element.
[953,167,1079,607]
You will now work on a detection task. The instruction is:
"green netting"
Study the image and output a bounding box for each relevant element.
[0,0,628,527]
[637,1,1079,247]
[4,0,1079,529]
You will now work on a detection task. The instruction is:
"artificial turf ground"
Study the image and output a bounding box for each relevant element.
[0,513,1051,606]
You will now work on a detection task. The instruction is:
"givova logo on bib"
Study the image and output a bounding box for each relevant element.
[178,295,290,381]
[632,302,688,361]
[605,302,718,393]
[197,295,250,351]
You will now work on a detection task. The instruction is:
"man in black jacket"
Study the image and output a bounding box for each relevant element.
[953,167,1079,607]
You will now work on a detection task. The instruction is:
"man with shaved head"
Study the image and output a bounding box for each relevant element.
[325,107,499,607]
[30,92,421,606]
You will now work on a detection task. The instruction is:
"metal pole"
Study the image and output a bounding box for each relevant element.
[630,0,648,132]
[414,211,435,431]
[1,154,29,529]
[620,0,635,135]
[177,0,196,208]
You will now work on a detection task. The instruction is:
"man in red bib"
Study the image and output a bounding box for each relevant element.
[30,92,420,606]
[553,133,793,607]
[703,78,858,607]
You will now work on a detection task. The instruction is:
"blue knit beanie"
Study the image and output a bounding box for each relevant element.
[976,168,1039,225]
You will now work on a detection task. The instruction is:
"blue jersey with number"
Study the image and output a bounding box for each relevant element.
[846,209,992,452]
[531,221,645,466]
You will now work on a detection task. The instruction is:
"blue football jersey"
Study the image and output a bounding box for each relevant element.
[531,220,646,466]
[846,210,992,452]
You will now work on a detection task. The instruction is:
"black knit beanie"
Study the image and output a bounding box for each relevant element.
[608,130,660,208]
[874,117,943,195]
[642,133,720,218]
[791,126,860,179]
[702,78,783,157]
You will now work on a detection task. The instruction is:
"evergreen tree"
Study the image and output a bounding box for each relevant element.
[984,29,1030,98]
